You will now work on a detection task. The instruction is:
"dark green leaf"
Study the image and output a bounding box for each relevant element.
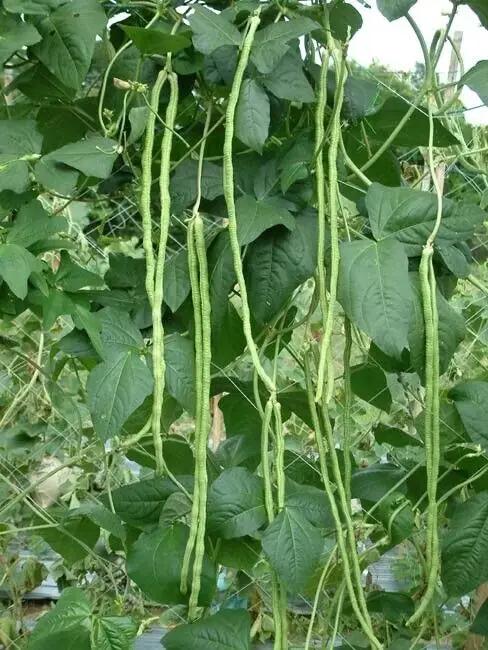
[45,135,118,179]
[0,244,43,299]
[189,7,241,55]
[459,0,488,29]
[262,51,314,103]
[262,507,323,594]
[171,159,223,213]
[363,97,458,147]
[4,0,63,14]
[164,609,251,650]
[122,26,190,54]
[471,597,488,635]
[0,13,41,64]
[236,194,295,245]
[377,0,417,21]
[351,464,407,503]
[164,333,196,414]
[442,491,488,597]
[126,523,215,605]
[86,351,153,441]
[338,238,412,359]
[285,479,334,529]
[99,307,144,357]
[366,183,486,255]
[39,512,99,564]
[251,17,319,74]
[366,591,414,622]
[373,424,422,448]
[449,381,488,452]
[408,273,466,376]
[92,616,138,650]
[329,2,363,41]
[0,119,42,193]
[217,537,261,572]
[108,476,192,528]
[207,467,267,539]
[245,211,317,326]
[32,0,107,89]
[235,79,270,154]
[350,363,392,412]
[26,588,91,650]
[460,60,488,106]
[7,199,66,248]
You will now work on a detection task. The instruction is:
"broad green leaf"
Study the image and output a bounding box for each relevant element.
[0,119,42,193]
[164,609,251,650]
[189,6,241,55]
[366,591,414,622]
[219,392,262,438]
[471,597,488,634]
[338,238,412,359]
[122,26,190,54]
[27,588,91,650]
[39,511,100,564]
[373,423,422,448]
[7,199,66,248]
[32,0,107,89]
[245,210,318,326]
[164,333,196,414]
[236,194,295,245]
[459,0,488,29]
[107,476,192,527]
[366,183,486,255]
[377,0,417,21]
[262,50,314,103]
[0,13,41,63]
[208,231,236,333]
[460,60,488,105]
[442,491,488,596]
[408,273,466,376]
[76,503,126,540]
[126,523,215,605]
[86,351,153,441]
[262,508,323,594]
[99,307,144,357]
[54,252,104,291]
[215,432,261,471]
[4,0,63,14]
[164,248,190,313]
[329,2,363,41]
[235,79,270,154]
[350,363,392,412]
[34,157,79,195]
[449,381,488,451]
[202,44,237,85]
[207,467,267,539]
[7,63,76,102]
[278,132,313,192]
[285,479,334,529]
[375,492,414,547]
[251,17,319,74]
[170,159,223,213]
[217,538,261,572]
[92,616,138,650]
[363,97,458,147]
[0,244,43,299]
[437,244,471,278]
[45,135,118,179]
[351,464,407,502]
[127,106,148,145]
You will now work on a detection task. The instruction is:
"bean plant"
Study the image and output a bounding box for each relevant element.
[0,0,488,648]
